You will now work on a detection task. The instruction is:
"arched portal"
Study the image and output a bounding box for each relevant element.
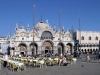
[66,43,72,53]
[57,43,64,54]
[84,49,87,54]
[90,49,92,54]
[42,41,53,54]
[96,49,98,51]
[41,31,53,40]
[18,43,27,56]
[30,43,38,56]
[93,49,95,52]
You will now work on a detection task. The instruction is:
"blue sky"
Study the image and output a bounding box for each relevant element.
[0,0,100,37]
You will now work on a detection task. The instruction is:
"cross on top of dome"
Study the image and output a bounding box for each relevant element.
[40,15,43,23]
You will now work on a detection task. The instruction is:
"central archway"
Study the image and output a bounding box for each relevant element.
[18,43,27,56]
[42,41,53,54]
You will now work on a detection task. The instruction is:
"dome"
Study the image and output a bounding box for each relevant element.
[35,20,50,29]
[16,26,26,33]
[18,29,26,32]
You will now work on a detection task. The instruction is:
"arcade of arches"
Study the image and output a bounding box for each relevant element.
[75,43,99,53]
[14,42,74,55]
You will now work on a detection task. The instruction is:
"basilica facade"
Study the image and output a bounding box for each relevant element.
[8,19,74,56]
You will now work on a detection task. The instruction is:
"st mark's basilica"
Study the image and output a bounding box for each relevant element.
[8,19,74,56]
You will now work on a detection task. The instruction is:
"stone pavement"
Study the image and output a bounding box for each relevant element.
[0,57,100,75]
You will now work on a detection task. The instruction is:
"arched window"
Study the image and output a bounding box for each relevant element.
[97,44,99,47]
[84,45,85,47]
[93,44,95,47]
[22,38,24,40]
[89,36,91,40]
[41,31,53,40]
[81,36,84,40]
[89,44,92,47]
[95,37,98,40]
[87,45,88,47]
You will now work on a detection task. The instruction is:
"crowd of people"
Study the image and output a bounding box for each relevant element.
[0,50,100,69]
[73,50,100,62]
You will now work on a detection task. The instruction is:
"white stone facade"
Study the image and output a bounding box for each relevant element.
[8,20,74,56]
[74,30,100,53]
[0,37,8,53]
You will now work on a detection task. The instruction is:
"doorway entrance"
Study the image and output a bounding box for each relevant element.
[30,43,38,55]
[20,52,24,56]
[66,43,72,53]
[42,41,53,54]
[32,48,35,56]
[18,43,27,55]
[45,50,51,54]
[45,50,48,54]
[58,43,64,54]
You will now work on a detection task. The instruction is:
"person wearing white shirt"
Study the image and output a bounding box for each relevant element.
[3,53,8,67]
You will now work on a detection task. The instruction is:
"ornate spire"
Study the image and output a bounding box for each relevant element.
[71,25,74,33]
[66,28,69,32]
[27,24,30,32]
[27,23,30,27]
[62,26,64,31]
[58,28,60,32]
[46,20,48,24]
[7,32,10,39]
[15,23,18,31]
[62,26,65,34]
[71,25,74,40]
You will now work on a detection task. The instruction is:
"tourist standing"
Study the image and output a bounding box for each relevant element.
[60,53,63,58]
[86,53,90,62]
[3,53,8,67]
[98,51,100,62]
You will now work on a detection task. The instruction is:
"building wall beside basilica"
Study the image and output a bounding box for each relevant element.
[75,30,100,53]
[0,37,9,53]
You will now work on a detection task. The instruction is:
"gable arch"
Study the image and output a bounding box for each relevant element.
[41,31,53,40]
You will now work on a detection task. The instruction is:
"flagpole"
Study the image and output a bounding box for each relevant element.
[79,15,81,51]
[59,10,62,54]
[33,4,35,41]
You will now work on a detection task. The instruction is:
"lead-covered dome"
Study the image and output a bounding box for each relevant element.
[35,19,50,29]
[16,26,26,33]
